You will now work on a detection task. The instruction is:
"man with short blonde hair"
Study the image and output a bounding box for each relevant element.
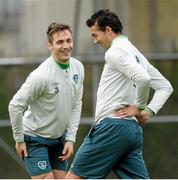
[9,22,84,179]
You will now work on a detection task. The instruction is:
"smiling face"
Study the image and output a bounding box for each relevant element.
[90,23,111,49]
[48,30,73,63]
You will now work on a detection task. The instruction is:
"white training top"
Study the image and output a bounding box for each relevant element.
[9,55,84,143]
[95,35,173,123]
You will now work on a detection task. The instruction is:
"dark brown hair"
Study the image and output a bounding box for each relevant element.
[46,22,72,43]
[86,9,123,33]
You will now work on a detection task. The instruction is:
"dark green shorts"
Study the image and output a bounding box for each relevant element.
[70,118,149,179]
[24,134,67,176]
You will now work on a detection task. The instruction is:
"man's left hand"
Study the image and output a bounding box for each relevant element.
[59,141,73,161]
[136,110,151,125]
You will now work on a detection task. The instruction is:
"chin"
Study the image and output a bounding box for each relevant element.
[62,57,70,62]
[64,56,70,60]
[65,54,71,58]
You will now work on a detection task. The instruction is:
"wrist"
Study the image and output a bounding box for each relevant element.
[144,107,155,117]
[66,140,74,144]
[16,140,24,143]
[136,105,145,112]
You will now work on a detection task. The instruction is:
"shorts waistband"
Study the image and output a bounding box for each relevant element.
[98,117,138,125]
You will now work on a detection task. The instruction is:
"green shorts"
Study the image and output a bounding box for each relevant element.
[24,134,67,176]
[70,118,149,179]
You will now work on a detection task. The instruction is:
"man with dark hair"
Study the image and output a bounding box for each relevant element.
[66,9,173,179]
[9,22,84,179]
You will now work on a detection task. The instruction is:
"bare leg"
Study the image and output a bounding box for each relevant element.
[31,172,54,179]
[31,170,66,179]
[65,171,82,179]
[53,169,66,179]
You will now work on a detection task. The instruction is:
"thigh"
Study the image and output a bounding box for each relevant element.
[114,149,149,179]
[48,136,68,172]
[31,172,54,179]
[24,135,52,177]
[52,169,66,179]
[114,126,149,179]
[70,120,134,179]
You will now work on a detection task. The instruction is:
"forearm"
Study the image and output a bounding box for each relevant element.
[147,86,173,114]
[147,63,173,114]
[8,103,24,142]
[66,101,82,143]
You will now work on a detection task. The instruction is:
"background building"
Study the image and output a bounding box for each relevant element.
[0,0,178,58]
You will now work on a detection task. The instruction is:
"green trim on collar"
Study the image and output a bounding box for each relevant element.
[55,60,70,69]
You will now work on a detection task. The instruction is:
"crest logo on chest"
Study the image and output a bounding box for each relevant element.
[73,74,79,84]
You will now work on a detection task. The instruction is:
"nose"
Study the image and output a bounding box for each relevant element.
[63,41,70,48]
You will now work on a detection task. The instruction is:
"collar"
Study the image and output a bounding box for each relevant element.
[55,60,70,69]
[111,35,128,46]
[51,55,70,69]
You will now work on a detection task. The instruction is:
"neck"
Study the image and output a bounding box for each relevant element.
[52,54,69,64]
[106,33,121,49]
[54,60,70,69]
[55,59,69,64]
[110,32,121,42]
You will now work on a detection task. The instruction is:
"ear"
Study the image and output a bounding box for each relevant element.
[105,26,112,35]
[47,42,53,50]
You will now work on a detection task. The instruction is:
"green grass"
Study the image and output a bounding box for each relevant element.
[0,123,178,178]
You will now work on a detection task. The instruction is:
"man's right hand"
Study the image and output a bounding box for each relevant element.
[15,142,28,158]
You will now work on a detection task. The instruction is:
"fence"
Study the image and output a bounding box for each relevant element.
[0,54,177,178]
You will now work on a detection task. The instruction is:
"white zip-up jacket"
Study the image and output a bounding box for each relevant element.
[95,36,173,123]
[9,55,84,143]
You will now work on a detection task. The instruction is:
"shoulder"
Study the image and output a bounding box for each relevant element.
[105,45,125,63]
[70,57,84,79]
[105,37,140,63]
[70,57,84,72]
[70,57,83,67]
[27,58,51,83]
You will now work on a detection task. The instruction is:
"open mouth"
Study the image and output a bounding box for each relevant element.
[61,51,71,56]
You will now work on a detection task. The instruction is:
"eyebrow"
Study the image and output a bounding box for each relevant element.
[56,37,72,42]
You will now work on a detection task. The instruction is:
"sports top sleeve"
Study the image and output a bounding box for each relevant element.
[65,63,84,143]
[8,71,47,142]
[105,47,151,109]
[146,64,173,114]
